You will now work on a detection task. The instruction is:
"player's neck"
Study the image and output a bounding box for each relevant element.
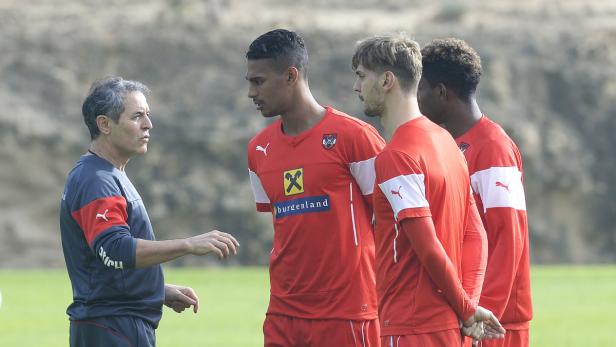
[444,98,483,138]
[381,93,422,141]
[280,88,325,137]
[89,139,130,171]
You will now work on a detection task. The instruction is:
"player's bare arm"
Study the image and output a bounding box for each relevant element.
[400,216,505,339]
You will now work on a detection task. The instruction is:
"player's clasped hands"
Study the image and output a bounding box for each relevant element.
[188,230,240,259]
[462,306,506,341]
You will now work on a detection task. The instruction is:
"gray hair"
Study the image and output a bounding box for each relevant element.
[82,76,150,139]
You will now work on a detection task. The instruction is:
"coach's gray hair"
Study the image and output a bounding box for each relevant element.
[352,33,422,92]
[82,76,150,140]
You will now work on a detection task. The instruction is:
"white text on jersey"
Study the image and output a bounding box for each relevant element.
[98,247,124,269]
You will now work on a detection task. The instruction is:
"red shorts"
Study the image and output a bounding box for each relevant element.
[479,329,529,347]
[264,314,380,347]
[381,329,463,347]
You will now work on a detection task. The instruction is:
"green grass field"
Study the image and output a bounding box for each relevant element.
[0,266,614,346]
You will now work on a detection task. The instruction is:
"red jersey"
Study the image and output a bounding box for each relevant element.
[456,115,532,330]
[374,116,480,335]
[247,107,385,319]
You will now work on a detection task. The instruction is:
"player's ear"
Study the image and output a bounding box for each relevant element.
[96,115,112,135]
[382,71,395,91]
[437,83,447,100]
[287,67,299,84]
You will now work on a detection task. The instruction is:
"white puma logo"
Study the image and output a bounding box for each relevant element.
[256,143,270,156]
[96,209,109,221]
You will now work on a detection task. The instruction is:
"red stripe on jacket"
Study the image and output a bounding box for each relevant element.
[72,196,129,245]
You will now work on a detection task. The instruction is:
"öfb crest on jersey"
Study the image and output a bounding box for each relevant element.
[458,142,470,153]
[322,134,337,150]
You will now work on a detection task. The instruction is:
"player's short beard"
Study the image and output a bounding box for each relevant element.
[363,102,385,118]
[362,84,386,118]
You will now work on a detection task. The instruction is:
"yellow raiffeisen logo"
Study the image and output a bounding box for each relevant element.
[283,168,304,196]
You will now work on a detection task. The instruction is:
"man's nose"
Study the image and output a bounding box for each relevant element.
[248,85,257,98]
[353,79,361,93]
[144,115,153,129]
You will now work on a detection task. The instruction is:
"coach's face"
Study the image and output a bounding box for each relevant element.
[246,58,292,118]
[107,91,152,157]
[353,64,385,118]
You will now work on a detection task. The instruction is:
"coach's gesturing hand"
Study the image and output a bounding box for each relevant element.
[187,230,240,259]
[164,284,200,313]
[135,230,240,268]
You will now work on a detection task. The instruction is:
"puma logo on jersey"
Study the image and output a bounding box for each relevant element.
[495,181,510,192]
[96,209,109,221]
[391,186,403,199]
[256,143,269,156]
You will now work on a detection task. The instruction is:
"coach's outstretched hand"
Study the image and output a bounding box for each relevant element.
[187,230,240,259]
[164,284,200,313]
[135,230,240,268]
[463,306,506,340]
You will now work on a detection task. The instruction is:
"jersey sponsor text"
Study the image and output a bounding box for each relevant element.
[274,195,330,218]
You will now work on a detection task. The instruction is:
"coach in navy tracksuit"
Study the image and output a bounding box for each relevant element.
[60,77,240,347]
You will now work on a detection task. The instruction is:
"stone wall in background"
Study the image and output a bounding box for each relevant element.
[0,0,614,267]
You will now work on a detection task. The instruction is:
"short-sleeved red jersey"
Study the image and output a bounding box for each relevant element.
[373,116,477,336]
[247,107,385,319]
[456,115,532,330]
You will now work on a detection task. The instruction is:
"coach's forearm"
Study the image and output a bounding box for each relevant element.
[135,239,191,268]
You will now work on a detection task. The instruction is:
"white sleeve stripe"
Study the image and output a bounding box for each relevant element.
[470,166,526,212]
[393,222,399,263]
[248,169,270,204]
[378,173,428,220]
[350,183,359,247]
[349,156,377,195]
